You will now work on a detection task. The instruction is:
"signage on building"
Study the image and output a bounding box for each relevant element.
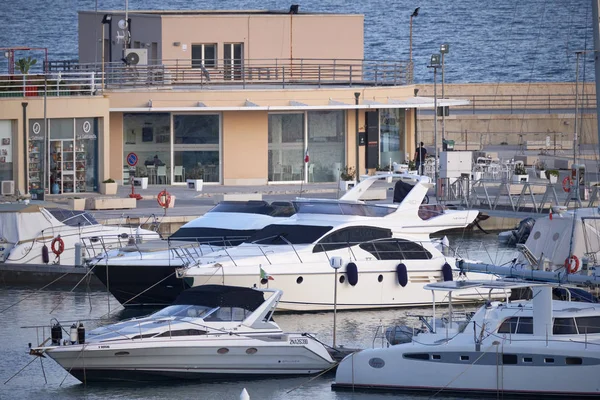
[126,152,138,167]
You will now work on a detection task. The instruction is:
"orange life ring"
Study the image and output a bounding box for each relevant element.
[565,255,580,274]
[51,236,65,256]
[157,190,172,208]
[562,176,572,193]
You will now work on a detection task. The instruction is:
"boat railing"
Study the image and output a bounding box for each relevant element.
[186,238,439,269]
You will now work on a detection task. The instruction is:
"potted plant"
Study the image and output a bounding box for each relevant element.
[512,163,529,183]
[68,196,86,211]
[546,169,559,184]
[375,165,393,174]
[339,166,356,191]
[100,178,118,195]
[134,166,149,189]
[186,166,204,191]
[534,159,547,179]
[15,56,38,96]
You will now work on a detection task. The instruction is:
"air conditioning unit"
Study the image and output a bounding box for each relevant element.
[124,48,148,66]
[1,180,14,196]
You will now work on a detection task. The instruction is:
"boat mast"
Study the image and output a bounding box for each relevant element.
[593,0,600,150]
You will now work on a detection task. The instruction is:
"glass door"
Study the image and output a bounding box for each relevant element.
[268,114,304,182]
[224,43,243,80]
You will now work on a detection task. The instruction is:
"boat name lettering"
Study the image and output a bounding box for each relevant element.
[98,345,110,349]
[290,338,308,345]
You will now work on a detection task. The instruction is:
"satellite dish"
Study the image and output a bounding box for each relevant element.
[126,51,140,65]
[118,19,128,30]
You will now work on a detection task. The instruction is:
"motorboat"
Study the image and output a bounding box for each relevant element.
[510,207,600,273]
[87,200,296,306]
[179,175,499,311]
[30,285,336,382]
[497,217,535,246]
[332,279,600,397]
[0,203,159,266]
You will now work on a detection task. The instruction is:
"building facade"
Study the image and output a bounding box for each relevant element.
[0,9,447,196]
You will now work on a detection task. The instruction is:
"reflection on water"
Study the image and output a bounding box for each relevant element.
[0,231,512,399]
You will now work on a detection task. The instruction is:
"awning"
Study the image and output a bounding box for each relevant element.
[109,96,469,112]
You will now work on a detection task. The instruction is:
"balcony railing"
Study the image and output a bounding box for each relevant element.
[49,58,414,89]
[0,72,100,98]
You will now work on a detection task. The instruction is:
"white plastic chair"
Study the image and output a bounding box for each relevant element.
[156,166,167,184]
[174,166,184,182]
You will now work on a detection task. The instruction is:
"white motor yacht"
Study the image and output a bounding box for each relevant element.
[30,285,336,382]
[87,200,295,306]
[0,203,159,266]
[179,175,497,311]
[333,280,600,397]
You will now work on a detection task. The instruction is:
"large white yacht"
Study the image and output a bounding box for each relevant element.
[333,280,600,397]
[31,285,336,382]
[179,175,495,311]
[87,200,296,306]
[0,203,159,266]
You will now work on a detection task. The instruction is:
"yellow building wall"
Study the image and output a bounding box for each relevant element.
[0,96,110,193]
[109,112,124,183]
[222,111,268,185]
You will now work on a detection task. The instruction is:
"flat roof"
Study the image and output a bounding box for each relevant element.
[79,10,359,17]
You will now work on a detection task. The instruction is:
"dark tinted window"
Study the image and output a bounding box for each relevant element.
[314,227,392,253]
[398,239,433,260]
[48,209,98,226]
[502,354,518,364]
[157,329,206,337]
[294,201,396,217]
[404,353,429,360]
[169,228,256,245]
[554,318,577,335]
[516,317,533,334]
[360,239,432,260]
[245,224,332,245]
[498,317,518,334]
[207,201,295,217]
[576,316,600,334]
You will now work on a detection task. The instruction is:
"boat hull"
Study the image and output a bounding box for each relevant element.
[45,335,334,382]
[92,263,187,306]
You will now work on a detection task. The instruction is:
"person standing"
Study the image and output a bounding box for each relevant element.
[414,142,427,175]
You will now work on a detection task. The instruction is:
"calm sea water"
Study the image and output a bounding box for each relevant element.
[0,232,517,400]
[0,0,595,83]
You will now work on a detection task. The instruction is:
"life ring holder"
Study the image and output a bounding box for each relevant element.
[565,255,580,274]
[51,236,65,256]
[562,176,572,193]
[157,190,172,208]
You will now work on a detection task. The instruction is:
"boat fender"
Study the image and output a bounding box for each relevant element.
[442,262,453,282]
[51,323,62,345]
[77,322,85,344]
[346,262,358,286]
[41,244,49,264]
[69,323,78,344]
[396,263,408,287]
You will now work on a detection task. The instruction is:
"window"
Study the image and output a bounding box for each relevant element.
[553,318,577,335]
[576,316,600,334]
[498,317,519,334]
[566,357,583,365]
[192,43,217,68]
[516,317,533,334]
[359,238,433,260]
[404,353,429,360]
[246,224,333,245]
[460,355,470,361]
[315,227,392,253]
[502,354,518,365]
[523,357,533,363]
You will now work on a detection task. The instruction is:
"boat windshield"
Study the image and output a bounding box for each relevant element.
[209,200,295,217]
[151,304,217,319]
[47,208,99,227]
[169,227,257,245]
[294,201,396,217]
[245,224,333,245]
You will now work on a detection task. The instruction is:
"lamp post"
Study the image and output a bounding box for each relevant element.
[440,43,449,144]
[101,14,112,90]
[330,257,343,348]
[409,8,419,63]
[574,50,582,165]
[354,92,361,182]
[428,54,441,184]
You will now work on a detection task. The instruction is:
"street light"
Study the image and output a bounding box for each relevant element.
[428,53,441,185]
[330,257,343,348]
[440,43,449,144]
[101,14,113,90]
[409,7,419,64]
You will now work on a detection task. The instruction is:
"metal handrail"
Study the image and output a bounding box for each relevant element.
[0,71,100,97]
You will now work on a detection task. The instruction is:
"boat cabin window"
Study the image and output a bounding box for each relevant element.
[575,316,600,334]
[169,227,257,245]
[498,317,532,334]
[151,305,216,319]
[156,329,207,337]
[47,208,99,226]
[209,200,295,217]
[359,239,433,260]
[204,306,252,322]
[553,318,578,335]
[245,224,333,245]
[294,201,396,217]
[313,226,392,253]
